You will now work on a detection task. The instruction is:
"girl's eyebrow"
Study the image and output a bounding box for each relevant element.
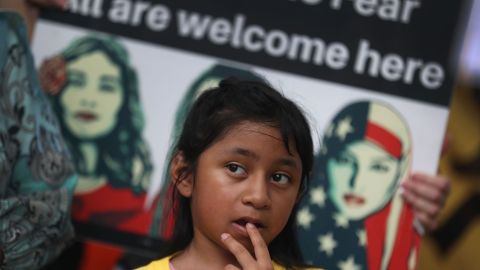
[276,158,299,170]
[228,147,299,169]
[229,147,258,160]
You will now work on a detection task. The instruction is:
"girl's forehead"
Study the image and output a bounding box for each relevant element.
[224,121,282,139]
[222,121,300,154]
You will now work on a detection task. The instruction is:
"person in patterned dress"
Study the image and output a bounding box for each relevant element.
[0,0,77,269]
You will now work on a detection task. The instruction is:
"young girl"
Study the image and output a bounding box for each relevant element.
[152,63,265,237]
[138,78,321,270]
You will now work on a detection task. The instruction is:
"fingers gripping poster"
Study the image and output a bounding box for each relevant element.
[31,0,466,269]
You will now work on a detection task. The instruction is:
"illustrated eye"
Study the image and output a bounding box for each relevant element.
[371,163,389,173]
[68,74,84,87]
[225,163,247,177]
[271,173,291,185]
[335,154,353,165]
[100,82,115,92]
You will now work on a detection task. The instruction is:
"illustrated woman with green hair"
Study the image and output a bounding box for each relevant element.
[40,35,154,234]
[153,63,265,237]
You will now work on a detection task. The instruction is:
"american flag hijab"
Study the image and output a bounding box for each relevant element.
[296,100,420,270]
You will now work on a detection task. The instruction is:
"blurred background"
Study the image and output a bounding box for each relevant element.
[418,0,480,269]
[25,0,480,269]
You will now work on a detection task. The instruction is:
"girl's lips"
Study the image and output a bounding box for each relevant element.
[234,217,265,229]
[231,217,266,237]
[343,193,366,206]
[75,112,97,121]
[231,222,249,238]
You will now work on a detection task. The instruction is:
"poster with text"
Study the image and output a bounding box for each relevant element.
[32,0,467,268]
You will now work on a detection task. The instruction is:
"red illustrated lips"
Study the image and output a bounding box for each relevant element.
[343,193,365,206]
[75,112,97,121]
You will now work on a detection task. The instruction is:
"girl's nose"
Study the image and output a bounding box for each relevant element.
[241,175,271,209]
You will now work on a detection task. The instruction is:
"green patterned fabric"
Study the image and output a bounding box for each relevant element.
[0,11,77,270]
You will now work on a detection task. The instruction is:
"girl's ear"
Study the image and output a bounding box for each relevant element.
[171,151,194,198]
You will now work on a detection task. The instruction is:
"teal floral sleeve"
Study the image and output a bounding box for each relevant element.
[0,11,78,270]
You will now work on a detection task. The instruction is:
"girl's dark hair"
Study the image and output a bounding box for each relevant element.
[162,77,314,269]
[49,35,152,192]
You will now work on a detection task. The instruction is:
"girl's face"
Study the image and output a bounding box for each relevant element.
[327,140,400,220]
[179,121,302,252]
[61,51,124,139]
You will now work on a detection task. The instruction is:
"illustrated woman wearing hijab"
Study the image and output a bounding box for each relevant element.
[39,35,155,234]
[297,100,420,270]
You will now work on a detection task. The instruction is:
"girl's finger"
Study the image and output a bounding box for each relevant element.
[225,264,241,270]
[221,233,256,268]
[246,223,273,269]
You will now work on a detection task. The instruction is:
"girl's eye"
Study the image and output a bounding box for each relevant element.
[271,173,291,185]
[225,163,247,177]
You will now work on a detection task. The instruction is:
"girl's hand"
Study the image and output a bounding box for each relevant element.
[221,223,274,270]
[400,173,450,232]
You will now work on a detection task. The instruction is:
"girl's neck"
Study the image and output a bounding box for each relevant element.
[172,233,240,270]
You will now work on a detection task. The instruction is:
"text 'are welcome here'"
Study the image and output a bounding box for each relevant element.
[67,0,445,90]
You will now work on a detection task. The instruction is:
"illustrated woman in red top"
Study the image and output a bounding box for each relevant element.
[40,35,154,234]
